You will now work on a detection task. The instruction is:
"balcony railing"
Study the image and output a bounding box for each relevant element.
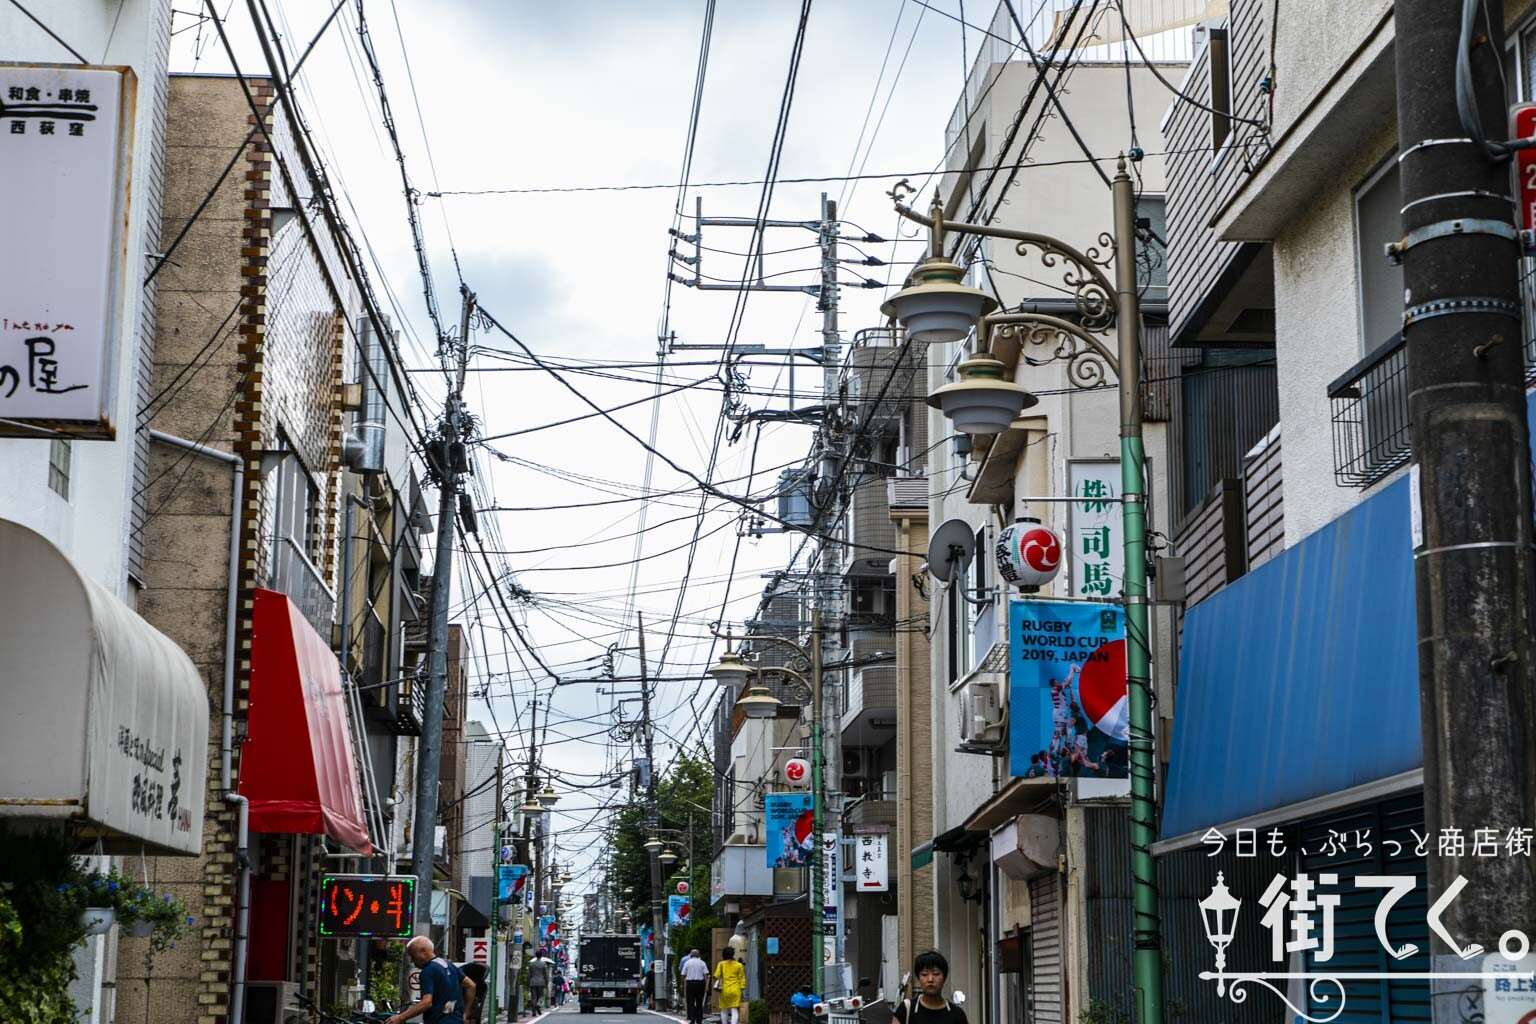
[395,672,425,736]
[270,535,336,636]
[1328,334,1411,488]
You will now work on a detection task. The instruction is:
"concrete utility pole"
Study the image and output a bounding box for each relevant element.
[1393,0,1536,1006]
[412,286,476,928]
[814,195,848,996]
[638,614,669,1006]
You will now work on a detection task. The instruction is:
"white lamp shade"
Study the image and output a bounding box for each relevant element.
[887,288,993,344]
[737,684,780,720]
[927,357,1036,435]
[880,256,999,344]
[707,650,753,689]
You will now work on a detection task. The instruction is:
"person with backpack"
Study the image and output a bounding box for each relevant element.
[892,951,966,1024]
[388,937,476,1024]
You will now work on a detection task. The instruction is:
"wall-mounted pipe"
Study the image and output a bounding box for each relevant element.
[147,431,249,1024]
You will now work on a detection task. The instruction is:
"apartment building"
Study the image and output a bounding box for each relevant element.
[1154,0,1536,1021]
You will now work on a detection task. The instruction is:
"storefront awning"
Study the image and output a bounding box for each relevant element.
[1157,477,1420,851]
[0,519,209,854]
[240,588,371,853]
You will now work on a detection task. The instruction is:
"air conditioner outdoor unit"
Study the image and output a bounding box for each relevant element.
[959,679,1006,752]
[245,982,304,1024]
[842,748,868,778]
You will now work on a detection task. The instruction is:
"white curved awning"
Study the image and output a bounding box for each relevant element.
[0,519,209,854]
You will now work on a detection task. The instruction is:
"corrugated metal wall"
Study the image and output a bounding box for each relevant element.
[1084,806,1283,1024]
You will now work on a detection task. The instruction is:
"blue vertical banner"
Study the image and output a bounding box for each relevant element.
[667,894,691,927]
[497,864,528,902]
[763,792,814,867]
[1008,599,1129,779]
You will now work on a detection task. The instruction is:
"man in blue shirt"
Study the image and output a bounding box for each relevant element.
[388,937,476,1024]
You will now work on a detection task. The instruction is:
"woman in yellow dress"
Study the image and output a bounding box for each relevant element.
[712,946,747,1024]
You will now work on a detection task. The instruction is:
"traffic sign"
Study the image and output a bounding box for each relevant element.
[676,880,689,895]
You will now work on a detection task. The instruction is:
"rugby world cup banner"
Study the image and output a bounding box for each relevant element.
[763,792,814,868]
[1008,599,1129,779]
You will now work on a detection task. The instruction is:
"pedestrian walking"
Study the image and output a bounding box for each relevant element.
[711,948,745,1024]
[642,962,656,1010]
[679,947,710,1024]
[387,937,476,1024]
[457,961,488,1024]
[526,947,553,1014]
[892,951,967,1024]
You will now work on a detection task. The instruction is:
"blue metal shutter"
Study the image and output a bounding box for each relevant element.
[1297,794,1429,1023]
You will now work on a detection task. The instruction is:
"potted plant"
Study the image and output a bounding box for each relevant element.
[62,870,195,952]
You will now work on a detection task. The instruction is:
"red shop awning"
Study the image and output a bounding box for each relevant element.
[240,589,371,854]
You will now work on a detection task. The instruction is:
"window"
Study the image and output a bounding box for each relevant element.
[1208,27,1233,151]
[269,433,320,564]
[971,524,994,666]
[1354,157,1403,354]
[1136,196,1169,304]
[47,439,71,499]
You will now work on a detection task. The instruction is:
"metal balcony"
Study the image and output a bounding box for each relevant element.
[1327,334,1410,488]
[269,535,335,636]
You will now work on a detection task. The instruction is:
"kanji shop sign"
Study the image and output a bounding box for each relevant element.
[318,874,416,938]
[1513,104,1536,232]
[0,63,136,439]
[1068,461,1123,598]
[855,832,888,892]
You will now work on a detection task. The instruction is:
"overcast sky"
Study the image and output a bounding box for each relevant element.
[172,0,984,897]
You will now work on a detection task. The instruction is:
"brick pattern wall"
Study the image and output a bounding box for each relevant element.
[132,72,355,1024]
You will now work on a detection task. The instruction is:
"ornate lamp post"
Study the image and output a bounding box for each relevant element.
[887,156,1162,1024]
[1198,872,1242,997]
[707,611,831,994]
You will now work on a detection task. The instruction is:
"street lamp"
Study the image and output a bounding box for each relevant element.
[706,649,754,689]
[925,355,1038,435]
[643,836,664,855]
[880,253,998,343]
[658,849,679,869]
[1199,872,1241,996]
[708,616,834,995]
[735,683,781,720]
[887,159,1163,1024]
[537,784,560,807]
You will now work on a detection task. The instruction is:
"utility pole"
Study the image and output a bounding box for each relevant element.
[1394,2,1536,1013]
[1112,161,1164,1024]
[638,613,668,1007]
[412,286,476,929]
[814,195,848,996]
[807,608,826,994]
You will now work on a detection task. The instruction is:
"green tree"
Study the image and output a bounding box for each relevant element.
[610,752,716,942]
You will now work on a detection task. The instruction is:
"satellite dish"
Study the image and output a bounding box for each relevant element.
[927,518,976,583]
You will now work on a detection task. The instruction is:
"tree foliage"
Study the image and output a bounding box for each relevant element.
[608,752,717,955]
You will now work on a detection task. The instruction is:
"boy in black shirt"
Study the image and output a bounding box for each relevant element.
[892,951,967,1024]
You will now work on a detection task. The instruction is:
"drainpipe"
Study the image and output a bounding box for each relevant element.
[148,430,249,1024]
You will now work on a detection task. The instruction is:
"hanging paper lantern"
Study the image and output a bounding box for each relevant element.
[783,757,810,785]
[995,517,1063,589]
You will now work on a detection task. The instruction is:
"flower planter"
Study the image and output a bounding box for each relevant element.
[126,920,156,938]
[80,907,116,936]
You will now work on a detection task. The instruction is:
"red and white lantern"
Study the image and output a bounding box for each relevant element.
[995,517,1063,589]
[784,757,810,785]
